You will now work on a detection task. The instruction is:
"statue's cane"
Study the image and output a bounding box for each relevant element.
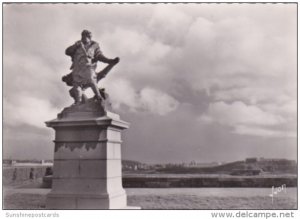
[62,57,120,87]
[96,57,119,82]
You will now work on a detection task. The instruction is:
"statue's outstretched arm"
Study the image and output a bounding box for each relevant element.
[96,53,118,64]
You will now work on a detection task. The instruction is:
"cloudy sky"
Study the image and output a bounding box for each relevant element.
[3,3,297,163]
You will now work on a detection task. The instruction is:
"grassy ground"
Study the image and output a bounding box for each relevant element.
[128,194,296,209]
[3,187,297,210]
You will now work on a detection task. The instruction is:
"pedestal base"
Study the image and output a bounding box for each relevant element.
[46,191,129,209]
[46,192,141,209]
[45,108,140,209]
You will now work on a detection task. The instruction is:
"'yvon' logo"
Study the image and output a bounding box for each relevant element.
[269,184,286,204]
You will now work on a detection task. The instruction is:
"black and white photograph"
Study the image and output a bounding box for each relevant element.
[1,0,298,216]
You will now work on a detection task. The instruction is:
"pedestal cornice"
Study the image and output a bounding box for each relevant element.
[46,111,129,130]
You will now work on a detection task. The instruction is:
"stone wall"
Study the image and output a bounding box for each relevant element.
[3,166,51,185]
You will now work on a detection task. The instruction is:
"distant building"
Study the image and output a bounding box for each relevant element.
[258,159,297,173]
[3,159,17,166]
[245,158,258,163]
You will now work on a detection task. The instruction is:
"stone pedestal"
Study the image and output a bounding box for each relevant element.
[45,100,139,209]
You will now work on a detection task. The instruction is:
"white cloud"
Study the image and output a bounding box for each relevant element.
[167,9,296,110]
[201,101,284,126]
[4,96,59,128]
[139,87,179,115]
[199,101,295,138]
[213,86,293,104]
[106,79,179,115]
[99,27,173,86]
[147,5,193,45]
[234,125,296,138]
[105,78,139,110]
[101,28,152,57]
[259,100,297,132]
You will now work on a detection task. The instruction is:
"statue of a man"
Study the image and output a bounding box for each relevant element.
[63,30,119,104]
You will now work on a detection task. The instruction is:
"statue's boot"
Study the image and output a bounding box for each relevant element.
[81,93,88,103]
[69,87,82,105]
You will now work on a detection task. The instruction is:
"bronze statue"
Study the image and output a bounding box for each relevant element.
[62,30,119,105]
